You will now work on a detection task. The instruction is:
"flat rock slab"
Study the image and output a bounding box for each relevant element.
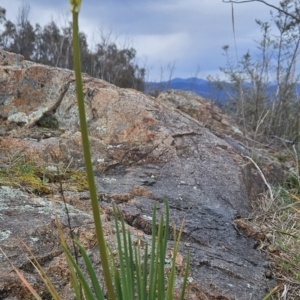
[0,186,95,300]
[0,50,275,299]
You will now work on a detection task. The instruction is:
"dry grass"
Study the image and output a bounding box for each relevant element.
[236,181,300,299]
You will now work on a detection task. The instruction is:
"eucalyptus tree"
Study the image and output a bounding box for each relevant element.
[0,2,145,92]
[0,6,5,24]
[10,2,35,59]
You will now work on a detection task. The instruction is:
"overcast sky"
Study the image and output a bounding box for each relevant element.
[1,0,278,81]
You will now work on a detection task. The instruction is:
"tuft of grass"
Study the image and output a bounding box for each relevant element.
[0,157,51,194]
[58,201,190,300]
[241,181,300,299]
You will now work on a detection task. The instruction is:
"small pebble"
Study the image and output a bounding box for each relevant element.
[265,233,273,240]
[267,244,277,252]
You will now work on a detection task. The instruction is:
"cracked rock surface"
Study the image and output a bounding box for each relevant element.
[0,50,275,299]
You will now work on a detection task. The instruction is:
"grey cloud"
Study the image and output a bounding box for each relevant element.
[2,0,278,80]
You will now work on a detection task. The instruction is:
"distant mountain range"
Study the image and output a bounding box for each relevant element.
[145,77,228,103]
[145,77,300,104]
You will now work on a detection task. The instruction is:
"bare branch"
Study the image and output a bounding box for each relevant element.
[222,0,300,22]
[243,155,274,202]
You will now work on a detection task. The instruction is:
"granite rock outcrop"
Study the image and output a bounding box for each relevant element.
[0,50,275,299]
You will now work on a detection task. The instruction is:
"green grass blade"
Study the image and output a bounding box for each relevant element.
[119,211,131,299]
[166,225,177,300]
[179,251,190,300]
[74,240,105,300]
[148,202,158,300]
[157,214,166,300]
[61,244,97,300]
[135,246,142,300]
[142,243,149,300]
[113,205,134,299]
[114,207,136,299]
[160,201,170,300]
[163,200,170,253]
[167,217,186,300]
[126,230,135,298]
[114,268,123,300]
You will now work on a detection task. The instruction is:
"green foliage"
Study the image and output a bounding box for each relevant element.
[60,201,189,300]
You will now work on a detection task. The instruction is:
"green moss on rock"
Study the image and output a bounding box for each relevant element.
[0,159,89,195]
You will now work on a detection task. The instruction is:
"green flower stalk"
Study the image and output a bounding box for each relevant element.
[70,1,115,299]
